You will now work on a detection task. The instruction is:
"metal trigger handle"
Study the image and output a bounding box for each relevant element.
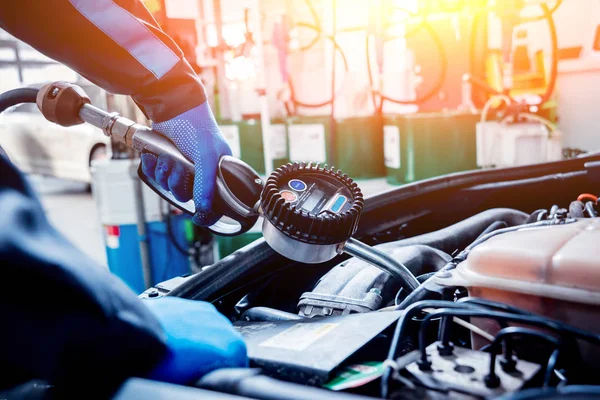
[134,129,263,236]
[34,81,264,237]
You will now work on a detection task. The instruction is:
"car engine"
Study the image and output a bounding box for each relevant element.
[140,155,600,400]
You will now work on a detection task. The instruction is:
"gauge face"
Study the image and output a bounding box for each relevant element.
[277,173,354,215]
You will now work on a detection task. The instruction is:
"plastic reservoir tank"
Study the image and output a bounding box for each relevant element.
[439,219,600,356]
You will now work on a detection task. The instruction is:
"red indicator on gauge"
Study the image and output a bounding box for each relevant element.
[280,190,298,203]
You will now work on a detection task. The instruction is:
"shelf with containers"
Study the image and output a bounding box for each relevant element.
[383,111,480,185]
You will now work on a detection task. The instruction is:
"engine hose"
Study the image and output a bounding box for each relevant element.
[476,220,508,239]
[366,17,447,108]
[585,201,598,218]
[0,88,38,113]
[527,208,548,223]
[377,208,529,256]
[568,201,585,218]
[241,307,304,322]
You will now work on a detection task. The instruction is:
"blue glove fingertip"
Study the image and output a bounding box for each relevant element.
[168,162,193,203]
[140,153,158,180]
[155,154,174,192]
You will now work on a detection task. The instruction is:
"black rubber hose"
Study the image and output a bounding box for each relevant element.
[484,327,560,388]
[527,208,548,223]
[377,208,529,255]
[199,368,374,400]
[313,244,449,307]
[366,18,447,106]
[585,201,598,218]
[170,208,526,302]
[287,28,348,109]
[476,220,508,239]
[241,307,304,322]
[389,245,451,277]
[0,88,39,113]
[168,238,285,301]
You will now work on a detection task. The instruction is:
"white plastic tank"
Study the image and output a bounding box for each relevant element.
[476,121,562,168]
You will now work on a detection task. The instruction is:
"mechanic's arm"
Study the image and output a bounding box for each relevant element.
[0,150,246,394]
[0,0,231,225]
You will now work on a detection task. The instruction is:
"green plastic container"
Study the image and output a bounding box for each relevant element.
[216,231,263,260]
[384,112,480,185]
[334,116,386,179]
[287,116,385,179]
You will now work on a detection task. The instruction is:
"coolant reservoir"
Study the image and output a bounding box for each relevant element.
[440,219,600,336]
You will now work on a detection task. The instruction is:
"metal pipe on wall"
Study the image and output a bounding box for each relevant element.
[212,0,229,120]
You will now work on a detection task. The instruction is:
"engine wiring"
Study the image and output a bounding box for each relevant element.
[578,193,598,203]
[381,288,600,398]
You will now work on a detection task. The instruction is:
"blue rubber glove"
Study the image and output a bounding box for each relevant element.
[143,297,248,385]
[141,102,232,226]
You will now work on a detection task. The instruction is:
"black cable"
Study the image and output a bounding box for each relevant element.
[0,87,39,113]
[287,27,348,109]
[463,220,554,254]
[544,348,561,387]
[475,221,508,240]
[166,211,192,257]
[366,18,447,107]
[456,297,537,317]
[382,298,597,397]
[585,201,598,218]
[484,327,561,388]
[417,309,600,370]
[381,300,480,398]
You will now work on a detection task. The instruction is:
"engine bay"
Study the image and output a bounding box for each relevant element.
[141,155,600,400]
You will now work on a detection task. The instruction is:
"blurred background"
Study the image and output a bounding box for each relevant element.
[0,0,597,292]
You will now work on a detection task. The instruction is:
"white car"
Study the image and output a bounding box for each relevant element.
[0,83,115,183]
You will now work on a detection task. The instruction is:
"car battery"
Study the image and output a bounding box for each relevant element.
[91,158,190,293]
[384,111,479,185]
[287,116,385,179]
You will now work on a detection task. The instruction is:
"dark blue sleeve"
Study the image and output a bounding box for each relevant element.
[0,151,167,395]
[0,0,206,122]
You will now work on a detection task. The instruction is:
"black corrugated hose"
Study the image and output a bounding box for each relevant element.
[0,87,38,113]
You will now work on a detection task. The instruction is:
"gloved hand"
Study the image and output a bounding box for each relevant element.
[143,297,248,385]
[141,102,232,226]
